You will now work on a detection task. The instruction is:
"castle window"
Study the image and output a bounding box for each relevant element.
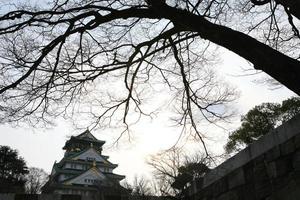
[70,163,76,169]
[87,157,95,161]
[84,179,97,184]
[83,165,88,170]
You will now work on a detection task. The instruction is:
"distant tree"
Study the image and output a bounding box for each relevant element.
[129,176,153,197]
[0,145,28,193]
[25,167,49,194]
[172,162,210,192]
[225,97,300,154]
[148,148,210,198]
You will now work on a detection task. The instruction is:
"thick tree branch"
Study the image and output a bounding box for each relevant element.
[158,5,300,95]
[276,0,300,20]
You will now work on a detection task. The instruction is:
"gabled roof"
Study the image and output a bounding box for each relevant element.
[62,166,126,186]
[69,147,116,166]
[104,172,125,181]
[72,148,113,163]
[63,167,106,185]
[76,129,98,141]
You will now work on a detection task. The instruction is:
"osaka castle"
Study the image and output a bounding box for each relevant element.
[42,130,128,198]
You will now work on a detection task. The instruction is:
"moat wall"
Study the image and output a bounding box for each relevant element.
[0,194,164,200]
[185,114,300,200]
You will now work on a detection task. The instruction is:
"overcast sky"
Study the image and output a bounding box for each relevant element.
[0,46,296,184]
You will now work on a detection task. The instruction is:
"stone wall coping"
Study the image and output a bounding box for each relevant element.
[202,114,300,188]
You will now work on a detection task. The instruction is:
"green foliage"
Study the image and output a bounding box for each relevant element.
[225,97,300,154]
[0,145,28,193]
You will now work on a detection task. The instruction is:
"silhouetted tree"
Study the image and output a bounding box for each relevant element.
[122,176,154,199]
[0,145,28,193]
[148,148,210,197]
[0,0,299,152]
[25,167,49,194]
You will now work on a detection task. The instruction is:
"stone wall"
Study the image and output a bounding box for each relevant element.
[0,194,167,200]
[0,194,87,200]
[185,114,300,200]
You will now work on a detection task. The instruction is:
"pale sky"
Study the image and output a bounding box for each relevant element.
[0,47,296,184]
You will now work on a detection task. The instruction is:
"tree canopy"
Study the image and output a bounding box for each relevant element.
[0,0,299,148]
[0,145,28,193]
[225,97,300,154]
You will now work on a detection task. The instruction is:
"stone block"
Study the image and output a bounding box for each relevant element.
[275,156,293,177]
[288,171,300,185]
[273,126,288,144]
[253,154,265,165]
[203,148,251,188]
[253,162,266,176]
[61,194,81,200]
[253,162,271,199]
[270,178,300,200]
[15,194,38,200]
[243,162,254,183]
[249,134,275,160]
[294,134,300,149]
[280,139,295,156]
[265,146,281,162]
[217,191,238,200]
[82,196,99,200]
[0,194,15,200]
[292,150,300,170]
[212,178,228,196]
[281,115,300,141]
[39,194,61,200]
[274,115,300,145]
[266,161,277,178]
[195,177,204,189]
[254,182,272,200]
[239,184,256,200]
[228,168,245,189]
[201,186,215,200]
[273,175,290,191]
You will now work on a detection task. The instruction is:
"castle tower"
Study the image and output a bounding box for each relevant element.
[42,130,128,198]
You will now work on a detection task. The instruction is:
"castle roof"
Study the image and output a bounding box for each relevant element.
[63,129,105,150]
[62,167,125,186]
[76,129,99,141]
[59,147,118,168]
